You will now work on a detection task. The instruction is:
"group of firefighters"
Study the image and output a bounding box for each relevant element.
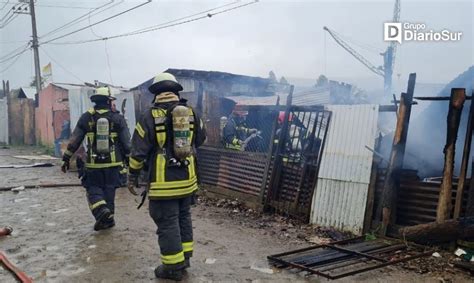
[61,72,205,281]
[59,72,310,281]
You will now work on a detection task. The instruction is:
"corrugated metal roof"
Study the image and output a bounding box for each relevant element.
[19,87,37,99]
[226,86,330,106]
[310,104,379,235]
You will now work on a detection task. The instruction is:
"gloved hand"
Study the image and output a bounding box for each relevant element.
[61,157,70,173]
[127,173,140,196]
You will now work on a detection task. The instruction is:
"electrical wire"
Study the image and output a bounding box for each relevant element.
[0,48,28,72]
[0,43,30,63]
[40,1,150,45]
[0,0,10,11]
[48,0,259,45]
[104,40,114,84]
[40,46,84,83]
[0,12,17,28]
[39,0,115,39]
[35,4,103,10]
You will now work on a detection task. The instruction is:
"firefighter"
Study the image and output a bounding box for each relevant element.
[61,86,131,231]
[128,72,206,281]
[222,109,257,150]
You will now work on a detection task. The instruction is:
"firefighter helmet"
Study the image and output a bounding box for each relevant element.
[91,86,116,102]
[148,72,183,94]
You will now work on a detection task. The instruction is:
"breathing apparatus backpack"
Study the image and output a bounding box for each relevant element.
[95,117,111,154]
[170,105,193,160]
[153,103,195,167]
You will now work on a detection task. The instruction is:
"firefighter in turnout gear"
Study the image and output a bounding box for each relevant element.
[223,109,257,150]
[128,72,206,281]
[61,86,131,231]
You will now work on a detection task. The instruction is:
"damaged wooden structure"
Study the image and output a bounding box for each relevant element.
[373,80,474,243]
[194,77,394,234]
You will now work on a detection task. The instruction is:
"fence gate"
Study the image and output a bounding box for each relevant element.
[265,106,331,219]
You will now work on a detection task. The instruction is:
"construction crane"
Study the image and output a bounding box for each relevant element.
[324,0,400,96]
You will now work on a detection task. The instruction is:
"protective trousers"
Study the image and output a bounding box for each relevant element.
[82,167,121,220]
[149,196,193,270]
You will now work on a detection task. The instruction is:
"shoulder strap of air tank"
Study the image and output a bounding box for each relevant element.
[151,107,167,148]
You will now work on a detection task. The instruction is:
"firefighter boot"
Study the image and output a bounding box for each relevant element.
[184,258,190,269]
[93,207,114,231]
[154,265,184,281]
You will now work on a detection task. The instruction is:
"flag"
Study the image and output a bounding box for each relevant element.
[42,62,52,77]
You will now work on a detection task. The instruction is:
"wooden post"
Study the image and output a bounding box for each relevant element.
[265,85,294,209]
[466,160,474,217]
[436,88,466,223]
[380,73,416,234]
[454,89,472,219]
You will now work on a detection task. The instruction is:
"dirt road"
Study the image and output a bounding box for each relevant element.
[0,146,472,282]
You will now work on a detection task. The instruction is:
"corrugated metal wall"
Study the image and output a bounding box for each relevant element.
[0,98,8,144]
[310,105,379,235]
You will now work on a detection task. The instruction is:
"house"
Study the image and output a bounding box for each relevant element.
[35,83,72,147]
[131,68,290,116]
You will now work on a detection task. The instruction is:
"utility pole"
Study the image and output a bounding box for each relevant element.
[28,0,42,95]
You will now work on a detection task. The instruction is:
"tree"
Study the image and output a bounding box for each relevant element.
[29,76,46,88]
[268,71,277,82]
[279,76,288,85]
[316,74,328,87]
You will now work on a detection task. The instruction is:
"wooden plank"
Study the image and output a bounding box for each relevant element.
[437,88,466,222]
[454,93,474,218]
[380,73,416,234]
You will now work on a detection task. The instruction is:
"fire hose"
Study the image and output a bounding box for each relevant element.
[0,252,32,283]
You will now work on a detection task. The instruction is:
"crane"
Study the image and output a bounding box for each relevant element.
[324,0,400,96]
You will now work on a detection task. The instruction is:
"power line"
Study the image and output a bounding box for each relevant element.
[0,0,10,11]
[39,0,116,39]
[40,46,84,83]
[35,4,104,10]
[0,43,30,63]
[104,40,113,84]
[48,0,259,45]
[40,1,151,45]
[130,0,240,34]
[0,47,28,72]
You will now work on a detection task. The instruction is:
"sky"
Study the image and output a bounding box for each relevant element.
[0,0,472,93]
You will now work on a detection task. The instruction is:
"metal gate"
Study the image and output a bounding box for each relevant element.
[265,106,331,219]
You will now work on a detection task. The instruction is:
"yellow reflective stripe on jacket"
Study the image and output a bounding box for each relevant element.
[182,242,193,253]
[161,251,185,265]
[156,154,166,183]
[85,162,123,168]
[149,183,198,198]
[86,133,95,165]
[151,108,166,149]
[111,149,116,163]
[90,200,106,210]
[151,177,197,189]
[129,157,144,170]
[187,156,195,179]
[87,108,95,114]
[64,149,74,157]
[135,123,145,138]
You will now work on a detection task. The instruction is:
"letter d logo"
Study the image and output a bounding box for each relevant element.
[384,23,402,44]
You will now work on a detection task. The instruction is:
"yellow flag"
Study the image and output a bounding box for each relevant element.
[42,62,52,77]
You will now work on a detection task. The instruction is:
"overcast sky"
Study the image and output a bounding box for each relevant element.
[1,0,472,92]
